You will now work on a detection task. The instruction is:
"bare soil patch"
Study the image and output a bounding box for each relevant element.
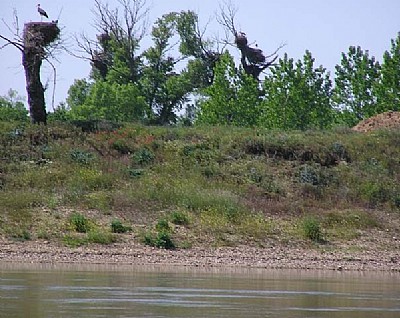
[352,111,400,132]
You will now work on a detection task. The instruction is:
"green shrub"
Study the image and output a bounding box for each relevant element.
[69,213,90,233]
[87,229,116,244]
[63,234,87,247]
[302,216,322,242]
[127,168,145,178]
[11,229,31,241]
[111,139,131,154]
[155,218,171,232]
[153,231,175,249]
[132,148,155,166]
[69,149,95,165]
[111,219,132,233]
[169,211,190,226]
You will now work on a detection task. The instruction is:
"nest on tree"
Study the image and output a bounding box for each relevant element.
[235,32,248,49]
[23,22,60,48]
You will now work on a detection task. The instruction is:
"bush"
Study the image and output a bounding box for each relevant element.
[302,216,322,242]
[169,211,190,226]
[154,231,175,249]
[69,213,90,233]
[155,218,171,232]
[111,219,132,233]
[132,148,155,166]
[87,229,116,244]
[69,149,95,165]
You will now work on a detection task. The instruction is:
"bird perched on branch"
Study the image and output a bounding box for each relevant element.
[37,4,49,19]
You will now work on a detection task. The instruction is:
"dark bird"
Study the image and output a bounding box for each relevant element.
[37,4,48,19]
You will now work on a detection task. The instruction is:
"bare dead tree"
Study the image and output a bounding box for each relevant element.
[75,0,149,81]
[217,0,284,80]
[1,10,61,124]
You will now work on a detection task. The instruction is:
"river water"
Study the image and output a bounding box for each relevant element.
[0,263,399,318]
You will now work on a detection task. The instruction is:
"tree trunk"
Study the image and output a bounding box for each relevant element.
[22,22,60,124]
[23,46,47,124]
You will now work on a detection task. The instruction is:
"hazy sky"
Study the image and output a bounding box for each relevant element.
[1,0,399,109]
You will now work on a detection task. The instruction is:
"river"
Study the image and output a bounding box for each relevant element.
[0,263,399,317]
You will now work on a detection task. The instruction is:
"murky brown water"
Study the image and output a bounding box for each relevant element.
[0,263,399,318]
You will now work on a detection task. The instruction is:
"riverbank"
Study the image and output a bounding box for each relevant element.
[1,239,399,272]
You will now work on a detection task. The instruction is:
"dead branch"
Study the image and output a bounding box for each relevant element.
[217,1,284,80]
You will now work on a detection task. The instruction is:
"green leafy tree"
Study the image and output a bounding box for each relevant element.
[66,79,92,110]
[69,81,147,121]
[376,33,400,112]
[260,51,333,130]
[0,89,28,122]
[196,52,261,127]
[140,12,196,124]
[333,46,381,126]
[176,11,220,88]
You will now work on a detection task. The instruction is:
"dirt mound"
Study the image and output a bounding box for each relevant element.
[351,111,400,132]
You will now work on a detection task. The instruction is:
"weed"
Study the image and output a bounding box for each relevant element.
[111,139,131,154]
[69,213,90,233]
[156,218,171,232]
[63,234,87,247]
[169,211,190,226]
[154,231,175,249]
[302,216,322,242]
[87,229,116,244]
[132,147,155,166]
[69,149,95,165]
[143,230,175,249]
[12,229,31,241]
[128,168,145,178]
[111,219,132,233]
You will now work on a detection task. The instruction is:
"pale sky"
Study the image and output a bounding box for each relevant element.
[1,0,399,110]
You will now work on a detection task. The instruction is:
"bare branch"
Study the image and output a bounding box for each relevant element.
[217,0,237,34]
[0,34,24,52]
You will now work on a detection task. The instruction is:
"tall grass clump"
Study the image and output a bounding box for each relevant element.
[301,216,322,242]
[69,212,90,233]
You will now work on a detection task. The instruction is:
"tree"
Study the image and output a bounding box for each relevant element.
[217,1,282,80]
[68,80,147,121]
[260,51,334,130]
[196,52,261,127]
[0,89,29,121]
[140,12,199,124]
[376,33,400,112]
[76,0,148,83]
[333,46,381,126]
[1,12,61,124]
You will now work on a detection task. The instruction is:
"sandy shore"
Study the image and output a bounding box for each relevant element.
[0,240,399,272]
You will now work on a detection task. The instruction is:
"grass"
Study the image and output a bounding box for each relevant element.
[0,121,399,249]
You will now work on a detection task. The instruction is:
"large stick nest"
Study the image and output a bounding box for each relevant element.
[23,22,60,48]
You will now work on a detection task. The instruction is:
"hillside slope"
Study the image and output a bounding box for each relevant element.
[0,121,399,269]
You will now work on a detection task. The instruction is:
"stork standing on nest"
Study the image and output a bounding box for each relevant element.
[37,4,49,20]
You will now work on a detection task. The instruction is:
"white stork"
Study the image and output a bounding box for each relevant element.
[37,4,49,20]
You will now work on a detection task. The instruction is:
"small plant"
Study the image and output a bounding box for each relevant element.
[302,216,322,242]
[111,139,131,154]
[111,219,132,233]
[127,168,145,178]
[69,149,95,165]
[154,231,175,249]
[132,147,155,166]
[12,229,31,241]
[87,229,116,244]
[69,213,90,233]
[155,218,171,232]
[63,234,87,247]
[169,211,189,226]
[298,164,321,185]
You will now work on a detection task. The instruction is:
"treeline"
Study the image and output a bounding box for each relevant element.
[1,2,399,129]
